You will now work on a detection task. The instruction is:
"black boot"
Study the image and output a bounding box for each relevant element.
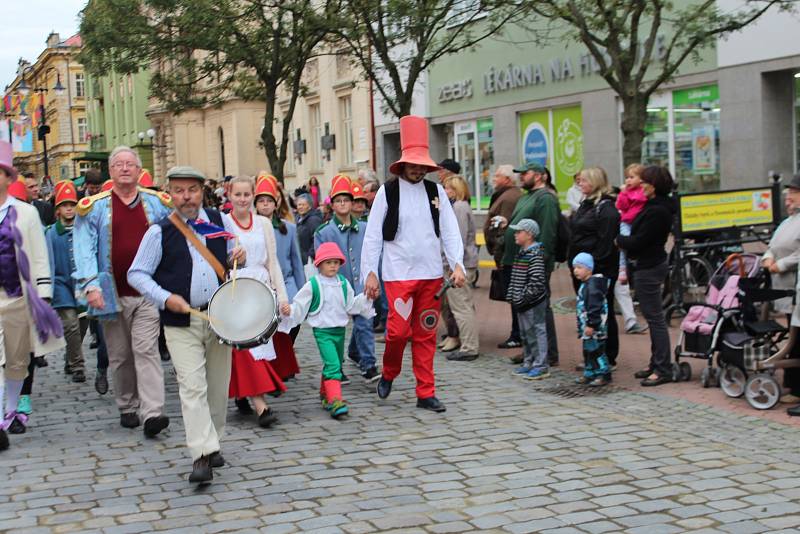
[189,456,213,483]
[377,377,393,399]
[416,396,446,413]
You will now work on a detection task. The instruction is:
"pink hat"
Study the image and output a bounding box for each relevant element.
[388,115,440,176]
[314,242,346,267]
[0,141,18,180]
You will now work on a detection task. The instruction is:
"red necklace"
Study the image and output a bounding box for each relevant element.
[232,212,253,230]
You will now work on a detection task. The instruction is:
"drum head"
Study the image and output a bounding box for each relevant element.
[209,278,276,343]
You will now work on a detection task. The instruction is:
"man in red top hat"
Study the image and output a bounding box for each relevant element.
[361,115,465,413]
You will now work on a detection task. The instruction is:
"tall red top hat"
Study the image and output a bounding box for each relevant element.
[8,180,28,202]
[351,180,366,201]
[389,115,440,176]
[314,241,346,267]
[256,171,278,187]
[54,180,78,206]
[254,175,279,201]
[330,174,353,200]
[101,179,113,192]
[0,141,18,180]
[138,168,154,188]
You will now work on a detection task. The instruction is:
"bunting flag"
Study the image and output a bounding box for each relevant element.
[187,219,237,240]
[2,95,10,114]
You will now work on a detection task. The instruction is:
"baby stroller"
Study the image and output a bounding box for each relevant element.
[717,275,796,410]
[673,253,762,387]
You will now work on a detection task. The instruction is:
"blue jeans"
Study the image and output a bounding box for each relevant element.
[348,315,376,372]
[517,300,548,370]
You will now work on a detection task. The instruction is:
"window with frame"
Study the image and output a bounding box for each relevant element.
[77,117,88,143]
[75,73,85,98]
[339,96,354,167]
[310,103,323,169]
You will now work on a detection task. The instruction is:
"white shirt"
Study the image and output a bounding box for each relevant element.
[0,196,18,224]
[361,179,464,282]
[282,274,375,330]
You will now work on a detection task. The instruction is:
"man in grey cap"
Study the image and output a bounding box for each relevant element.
[128,165,245,484]
[74,145,172,437]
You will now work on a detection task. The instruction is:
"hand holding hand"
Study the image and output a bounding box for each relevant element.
[583,326,595,337]
[166,294,192,314]
[364,272,380,300]
[450,264,466,288]
[280,302,291,316]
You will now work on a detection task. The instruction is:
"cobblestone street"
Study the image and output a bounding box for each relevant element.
[3,321,800,534]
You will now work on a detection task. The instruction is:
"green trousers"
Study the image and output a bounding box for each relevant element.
[313,327,346,380]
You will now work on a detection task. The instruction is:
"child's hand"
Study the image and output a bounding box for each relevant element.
[583,326,594,337]
[280,303,291,316]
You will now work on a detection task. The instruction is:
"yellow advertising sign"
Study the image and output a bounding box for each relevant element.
[680,188,774,233]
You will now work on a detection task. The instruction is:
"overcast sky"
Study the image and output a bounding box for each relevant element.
[1,0,86,90]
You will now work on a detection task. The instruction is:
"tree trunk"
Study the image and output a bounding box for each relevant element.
[619,96,649,167]
[262,99,284,184]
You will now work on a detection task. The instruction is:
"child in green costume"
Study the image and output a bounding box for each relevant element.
[280,242,374,418]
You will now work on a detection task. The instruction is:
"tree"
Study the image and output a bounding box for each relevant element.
[523,0,793,165]
[331,0,526,118]
[79,0,333,183]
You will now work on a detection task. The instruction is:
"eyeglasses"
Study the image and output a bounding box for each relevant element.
[111,162,140,169]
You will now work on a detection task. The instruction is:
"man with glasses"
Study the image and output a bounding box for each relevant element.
[74,146,172,437]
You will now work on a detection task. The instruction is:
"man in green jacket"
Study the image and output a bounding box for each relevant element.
[497,162,560,365]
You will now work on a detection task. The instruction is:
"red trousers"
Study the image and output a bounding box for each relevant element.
[382,278,443,399]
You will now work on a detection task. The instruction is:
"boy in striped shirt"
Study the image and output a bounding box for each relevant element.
[506,219,549,380]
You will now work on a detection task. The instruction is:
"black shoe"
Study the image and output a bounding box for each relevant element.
[35,356,47,368]
[361,367,381,382]
[497,338,522,349]
[641,375,672,387]
[64,362,73,375]
[143,415,170,438]
[95,370,109,395]
[634,368,652,379]
[347,353,361,366]
[189,456,213,483]
[209,451,225,468]
[258,408,278,428]
[446,351,479,362]
[340,373,351,385]
[0,429,8,451]
[787,405,800,417]
[377,377,393,399]
[416,396,446,413]
[120,412,141,429]
[72,370,86,383]
[8,417,25,435]
[235,398,254,415]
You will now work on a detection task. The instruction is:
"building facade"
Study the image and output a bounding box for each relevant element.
[147,51,374,193]
[84,69,154,178]
[3,33,88,182]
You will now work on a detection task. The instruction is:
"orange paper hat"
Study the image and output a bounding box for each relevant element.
[8,180,28,201]
[54,180,78,206]
[330,174,354,200]
[101,179,113,192]
[138,169,154,188]
[254,175,279,201]
[389,115,440,176]
[351,181,366,201]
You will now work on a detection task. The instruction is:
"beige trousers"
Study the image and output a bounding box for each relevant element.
[443,268,480,354]
[164,315,232,461]
[58,308,88,373]
[0,293,32,381]
[103,296,165,419]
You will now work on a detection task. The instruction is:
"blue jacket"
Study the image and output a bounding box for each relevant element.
[46,221,80,309]
[73,187,172,317]
[314,214,366,293]
[273,218,306,302]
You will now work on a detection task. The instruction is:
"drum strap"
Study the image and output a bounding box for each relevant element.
[168,212,227,282]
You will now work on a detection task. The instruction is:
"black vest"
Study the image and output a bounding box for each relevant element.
[382,178,440,241]
[153,209,228,327]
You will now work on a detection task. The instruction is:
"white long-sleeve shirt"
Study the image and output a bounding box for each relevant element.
[361,178,464,282]
[281,273,375,330]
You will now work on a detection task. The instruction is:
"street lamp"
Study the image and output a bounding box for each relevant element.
[137,128,165,148]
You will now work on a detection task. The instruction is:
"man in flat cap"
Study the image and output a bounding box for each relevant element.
[74,146,171,438]
[128,166,245,484]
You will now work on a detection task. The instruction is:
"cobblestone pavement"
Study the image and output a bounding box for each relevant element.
[3,328,800,534]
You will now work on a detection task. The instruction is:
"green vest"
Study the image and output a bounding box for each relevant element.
[309,274,349,315]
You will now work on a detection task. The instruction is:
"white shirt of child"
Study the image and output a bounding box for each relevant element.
[281,273,375,330]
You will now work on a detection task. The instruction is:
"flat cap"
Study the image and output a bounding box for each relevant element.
[166,166,206,181]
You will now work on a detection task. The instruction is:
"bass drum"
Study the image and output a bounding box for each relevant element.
[208,277,279,349]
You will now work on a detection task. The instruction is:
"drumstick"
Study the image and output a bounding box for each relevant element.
[187,307,216,323]
[231,237,239,298]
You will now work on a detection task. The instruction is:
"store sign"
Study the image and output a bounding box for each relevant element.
[522,123,549,166]
[673,84,720,106]
[438,79,473,103]
[679,187,776,234]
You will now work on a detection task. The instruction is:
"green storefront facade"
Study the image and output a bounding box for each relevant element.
[424,14,800,211]
[83,69,154,179]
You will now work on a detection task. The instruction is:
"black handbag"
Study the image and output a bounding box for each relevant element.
[489,269,507,301]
